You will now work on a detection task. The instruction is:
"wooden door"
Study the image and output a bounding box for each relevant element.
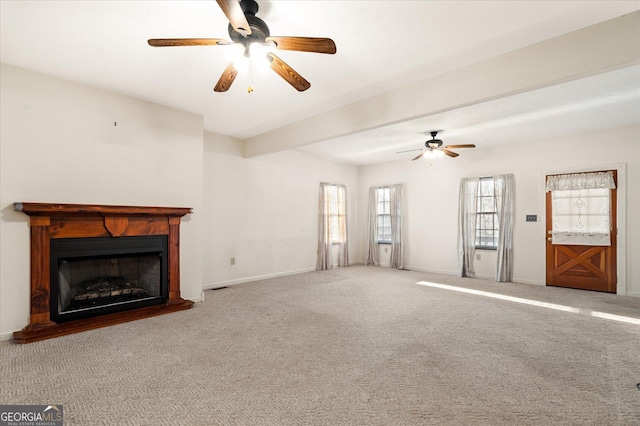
[545,171,617,293]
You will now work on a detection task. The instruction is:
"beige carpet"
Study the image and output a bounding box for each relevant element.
[1,266,639,425]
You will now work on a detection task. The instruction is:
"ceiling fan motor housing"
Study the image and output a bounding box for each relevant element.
[426,131,443,148]
[240,0,259,15]
[229,0,270,45]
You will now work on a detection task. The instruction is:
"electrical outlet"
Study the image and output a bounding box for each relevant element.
[385,247,389,253]
[230,257,235,265]
[476,253,481,261]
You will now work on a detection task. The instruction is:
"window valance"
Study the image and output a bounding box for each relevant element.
[545,171,616,192]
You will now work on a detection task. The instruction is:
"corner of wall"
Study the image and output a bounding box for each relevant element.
[203,130,246,157]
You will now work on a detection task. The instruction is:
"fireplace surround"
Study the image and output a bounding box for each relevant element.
[13,202,194,343]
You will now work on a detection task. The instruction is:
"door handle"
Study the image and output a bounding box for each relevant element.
[547,237,552,241]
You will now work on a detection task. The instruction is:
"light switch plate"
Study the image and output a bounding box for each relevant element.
[526,215,537,222]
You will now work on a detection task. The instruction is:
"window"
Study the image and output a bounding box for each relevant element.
[476,177,498,249]
[317,182,348,270]
[327,184,345,243]
[376,186,391,243]
[546,171,616,246]
[552,188,610,233]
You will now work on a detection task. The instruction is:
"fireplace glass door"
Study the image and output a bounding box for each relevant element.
[50,236,168,322]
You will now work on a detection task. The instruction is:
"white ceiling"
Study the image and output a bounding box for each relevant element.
[297,65,640,164]
[1,1,639,164]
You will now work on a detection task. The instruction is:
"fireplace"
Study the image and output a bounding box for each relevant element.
[13,203,194,343]
[50,235,169,323]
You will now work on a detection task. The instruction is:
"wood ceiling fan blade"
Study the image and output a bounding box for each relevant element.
[148,38,231,47]
[441,148,460,158]
[411,152,426,161]
[265,36,336,54]
[444,144,476,149]
[268,53,310,92]
[216,0,252,36]
[214,63,239,92]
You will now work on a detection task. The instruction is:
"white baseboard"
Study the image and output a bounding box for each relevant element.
[404,265,458,276]
[403,266,541,286]
[203,267,315,290]
[512,277,542,286]
[187,294,203,303]
[474,273,494,280]
[626,291,640,298]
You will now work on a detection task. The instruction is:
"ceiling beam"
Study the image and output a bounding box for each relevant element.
[244,11,640,158]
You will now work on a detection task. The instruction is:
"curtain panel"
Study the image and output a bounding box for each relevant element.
[316,183,333,271]
[458,178,479,277]
[316,183,348,271]
[337,184,349,267]
[389,184,404,269]
[494,174,515,282]
[365,187,379,266]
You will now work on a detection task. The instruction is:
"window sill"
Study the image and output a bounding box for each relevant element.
[475,246,497,251]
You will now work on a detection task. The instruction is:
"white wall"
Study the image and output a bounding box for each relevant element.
[0,63,204,339]
[357,125,640,296]
[1,62,637,342]
[203,132,358,287]
[378,245,392,267]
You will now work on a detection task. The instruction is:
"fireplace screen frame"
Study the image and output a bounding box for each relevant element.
[50,235,169,323]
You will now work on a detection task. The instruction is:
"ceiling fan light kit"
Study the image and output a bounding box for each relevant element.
[424,148,445,159]
[148,0,336,93]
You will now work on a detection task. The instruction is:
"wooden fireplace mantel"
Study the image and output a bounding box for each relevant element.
[13,202,194,343]
[14,202,192,217]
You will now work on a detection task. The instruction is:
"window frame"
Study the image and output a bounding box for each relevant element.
[327,184,340,244]
[325,184,346,245]
[475,177,499,250]
[376,186,392,244]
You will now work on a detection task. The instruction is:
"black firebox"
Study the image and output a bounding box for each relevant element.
[50,235,168,323]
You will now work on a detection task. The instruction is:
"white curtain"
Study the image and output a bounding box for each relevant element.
[316,183,333,271]
[389,184,404,269]
[546,171,615,246]
[365,186,379,266]
[336,184,349,267]
[494,174,515,282]
[458,178,479,277]
[316,183,348,271]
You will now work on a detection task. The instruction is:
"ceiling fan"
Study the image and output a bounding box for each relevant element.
[148,0,336,93]
[398,131,476,160]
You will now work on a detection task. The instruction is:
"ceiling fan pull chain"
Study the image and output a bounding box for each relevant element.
[248,59,254,93]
